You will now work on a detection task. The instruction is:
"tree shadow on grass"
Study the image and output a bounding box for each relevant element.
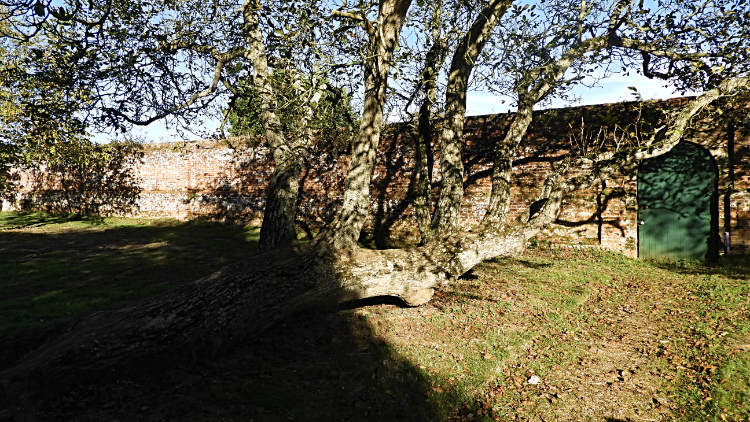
[0,217,464,422]
[645,254,750,282]
[0,211,104,229]
[0,218,259,369]
[19,307,442,422]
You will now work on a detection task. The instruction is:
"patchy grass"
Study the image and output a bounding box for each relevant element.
[0,211,259,338]
[1,212,748,421]
[348,248,750,421]
[651,256,750,422]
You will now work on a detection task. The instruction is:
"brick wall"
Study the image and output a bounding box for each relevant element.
[4,98,749,256]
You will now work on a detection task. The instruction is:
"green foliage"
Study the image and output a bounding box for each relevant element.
[0,58,143,215]
[225,70,359,151]
[0,12,108,200]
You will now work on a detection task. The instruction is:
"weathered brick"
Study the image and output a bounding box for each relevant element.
[4,100,748,256]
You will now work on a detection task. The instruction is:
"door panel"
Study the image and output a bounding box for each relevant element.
[638,142,716,260]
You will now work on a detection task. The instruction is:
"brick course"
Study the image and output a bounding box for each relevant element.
[4,99,749,256]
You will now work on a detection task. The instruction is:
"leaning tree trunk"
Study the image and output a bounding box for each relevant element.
[413,65,439,244]
[256,78,328,250]
[412,0,444,244]
[483,35,610,225]
[483,103,534,225]
[0,206,554,394]
[430,0,512,236]
[258,148,304,250]
[414,127,434,244]
[243,0,303,250]
[323,0,413,249]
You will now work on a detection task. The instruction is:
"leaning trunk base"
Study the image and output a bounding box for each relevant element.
[1,220,543,398]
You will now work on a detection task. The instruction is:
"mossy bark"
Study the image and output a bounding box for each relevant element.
[431,0,512,236]
[243,1,301,250]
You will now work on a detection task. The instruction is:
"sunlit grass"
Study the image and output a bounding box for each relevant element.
[357,247,750,421]
[2,211,748,421]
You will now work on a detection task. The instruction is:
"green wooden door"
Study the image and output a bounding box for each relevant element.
[638,142,717,260]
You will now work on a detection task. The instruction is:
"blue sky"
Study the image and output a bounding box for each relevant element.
[468,72,684,115]
[97,71,682,144]
[90,0,688,144]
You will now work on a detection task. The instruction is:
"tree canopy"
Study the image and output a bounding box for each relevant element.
[224,70,359,151]
[0,12,98,198]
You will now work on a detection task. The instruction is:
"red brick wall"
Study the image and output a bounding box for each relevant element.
[4,99,749,256]
[729,132,750,252]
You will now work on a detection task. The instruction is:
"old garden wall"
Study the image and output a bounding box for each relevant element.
[4,98,749,256]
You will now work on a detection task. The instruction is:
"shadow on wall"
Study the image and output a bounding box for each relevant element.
[175,139,418,247]
[296,149,346,238]
[361,104,662,249]
[179,147,272,224]
[117,97,736,250]
[179,147,348,235]
[12,143,144,216]
[368,132,420,249]
[184,191,268,226]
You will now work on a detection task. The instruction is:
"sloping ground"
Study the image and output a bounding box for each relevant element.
[1,214,748,421]
[367,248,750,422]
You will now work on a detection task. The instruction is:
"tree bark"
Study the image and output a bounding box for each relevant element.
[243,0,303,250]
[483,36,609,226]
[414,7,443,244]
[414,128,434,244]
[483,103,533,226]
[431,0,512,236]
[323,0,413,250]
[258,150,303,250]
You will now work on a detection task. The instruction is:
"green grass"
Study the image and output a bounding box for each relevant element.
[0,211,260,336]
[0,210,95,229]
[1,211,749,421]
[651,256,750,422]
[356,248,750,421]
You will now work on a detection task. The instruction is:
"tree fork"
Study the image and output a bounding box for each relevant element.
[431,0,512,236]
[412,1,444,244]
[323,0,413,249]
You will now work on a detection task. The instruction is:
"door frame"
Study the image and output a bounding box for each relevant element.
[636,140,720,260]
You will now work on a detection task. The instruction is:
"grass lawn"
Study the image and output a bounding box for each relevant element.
[1,211,748,421]
[0,211,259,362]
